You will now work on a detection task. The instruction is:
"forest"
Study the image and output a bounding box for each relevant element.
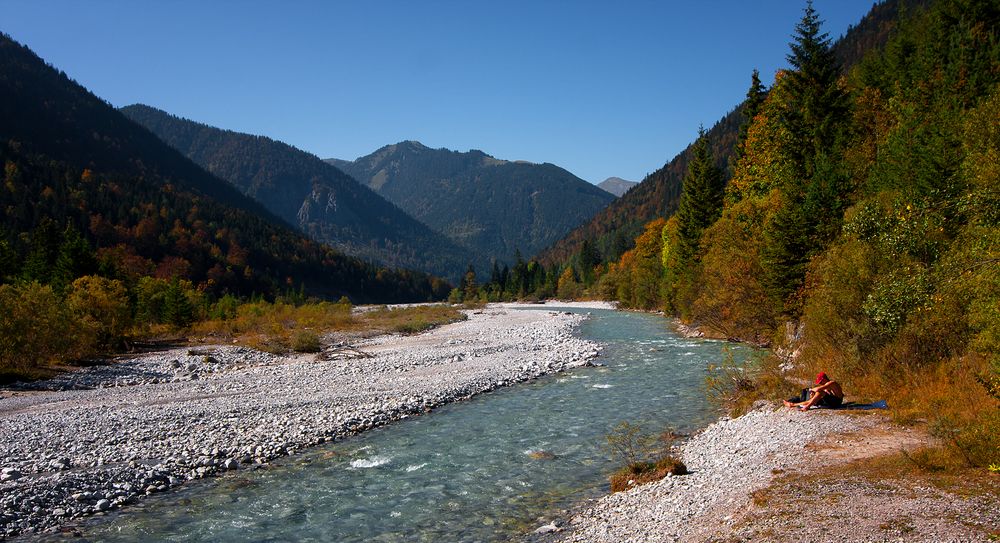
[0,33,451,379]
[549,0,999,470]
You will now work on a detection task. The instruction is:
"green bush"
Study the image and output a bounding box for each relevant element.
[0,282,83,374]
[291,330,322,353]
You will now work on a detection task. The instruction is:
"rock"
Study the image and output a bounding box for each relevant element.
[95,499,111,512]
[0,468,22,481]
[534,521,560,534]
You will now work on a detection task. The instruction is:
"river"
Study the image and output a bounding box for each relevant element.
[76,307,746,542]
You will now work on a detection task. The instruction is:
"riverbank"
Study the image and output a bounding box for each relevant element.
[0,305,603,538]
[550,403,999,542]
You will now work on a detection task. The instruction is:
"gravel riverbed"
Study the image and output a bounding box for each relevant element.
[0,305,603,538]
[555,403,880,542]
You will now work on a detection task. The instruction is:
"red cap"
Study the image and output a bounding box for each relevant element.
[815,372,828,384]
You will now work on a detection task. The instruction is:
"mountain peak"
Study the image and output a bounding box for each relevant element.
[597,177,638,197]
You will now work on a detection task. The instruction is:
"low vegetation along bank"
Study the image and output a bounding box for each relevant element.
[0,275,464,384]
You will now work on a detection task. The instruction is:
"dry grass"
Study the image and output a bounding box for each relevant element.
[190,302,466,354]
[609,455,688,493]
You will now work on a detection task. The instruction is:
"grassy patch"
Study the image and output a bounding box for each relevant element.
[192,302,466,354]
[609,455,688,493]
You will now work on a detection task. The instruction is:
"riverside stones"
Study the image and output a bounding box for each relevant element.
[0,304,605,538]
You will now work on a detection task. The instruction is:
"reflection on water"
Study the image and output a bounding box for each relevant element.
[79,308,746,542]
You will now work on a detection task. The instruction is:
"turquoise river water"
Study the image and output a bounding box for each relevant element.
[77,307,746,542]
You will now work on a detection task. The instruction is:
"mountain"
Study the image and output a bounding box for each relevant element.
[597,177,638,197]
[536,0,930,266]
[120,105,478,282]
[328,141,615,262]
[0,34,448,302]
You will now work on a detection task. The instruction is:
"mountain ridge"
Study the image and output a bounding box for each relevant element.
[121,105,480,282]
[0,33,446,302]
[328,142,615,263]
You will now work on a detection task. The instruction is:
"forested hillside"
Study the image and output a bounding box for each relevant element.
[329,141,615,262]
[556,0,999,469]
[121,105,478,281]
[0,34,449,303]
[537,0,929,267]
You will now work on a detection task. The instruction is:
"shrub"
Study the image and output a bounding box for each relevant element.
[605,421,687,492]
[0,282,82,374]
[66,275,132,350]
[291,330,321,353]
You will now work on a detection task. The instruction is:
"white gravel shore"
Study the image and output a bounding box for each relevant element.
[0,305,602,538]
[557,403,879,542]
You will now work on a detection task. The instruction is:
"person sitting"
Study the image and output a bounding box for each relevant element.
[783,372,844,411]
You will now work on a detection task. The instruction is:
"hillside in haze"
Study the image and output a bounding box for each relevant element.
[537,0,930,266]
[0,34,447,302]
[121,105,478,281]
[597,177,638,197]
[328,142,615,262]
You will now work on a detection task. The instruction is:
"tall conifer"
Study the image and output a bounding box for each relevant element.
[675,128,725,269]
[735,69,768,164]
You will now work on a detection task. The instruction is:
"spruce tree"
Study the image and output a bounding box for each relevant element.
[53,225,96,291]
[163,278,195,328]
[783,0,848,176]
[735,69,767,164]
[761,1,850,313]
[675,128,725,269]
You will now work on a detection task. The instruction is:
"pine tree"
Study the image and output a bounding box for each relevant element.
[462,264,478,301]
[783,0,848,176]
[20,218,62,284]
[761,1,851,313]
[52,225,96,291]
[163,278,195,328]
[735,69,768,164]
[675,128,725,269]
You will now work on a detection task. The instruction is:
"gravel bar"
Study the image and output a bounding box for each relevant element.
[557,403,878,542]
[0,306,602,538]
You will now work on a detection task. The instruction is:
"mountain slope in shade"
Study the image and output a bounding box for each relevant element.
[328,141,615,262]
[0,34,447,302]
[597,177,638,197]
[537,0,929,266]
[120,105,479,282]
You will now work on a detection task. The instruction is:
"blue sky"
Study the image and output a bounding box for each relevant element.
[5,1,876,184]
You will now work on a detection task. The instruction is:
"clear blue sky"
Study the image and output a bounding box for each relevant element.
[5,1,876,184]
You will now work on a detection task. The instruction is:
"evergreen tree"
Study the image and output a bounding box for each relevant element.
[578,239,601,285]
[462,264,478,301]
[761,1,851,312]
[675,128,725,269]
[783,0,848,176]
[53,225,97,291]
[20,218,61,284]
[163,278,195,328]
[735,69,768,164]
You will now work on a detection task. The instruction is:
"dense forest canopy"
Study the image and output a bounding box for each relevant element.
[547,0,999,469]
[0,33,453,331]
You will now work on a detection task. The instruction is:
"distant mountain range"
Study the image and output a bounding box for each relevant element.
[596,177,638,197]
[120,105,478,281]
[537,0,926,266]
[328,142,615,262]
[0,34,447,302]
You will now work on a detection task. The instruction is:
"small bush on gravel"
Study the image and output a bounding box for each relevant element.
[291,330,322,353]
[705,348,788,416]
[605,421,687,492]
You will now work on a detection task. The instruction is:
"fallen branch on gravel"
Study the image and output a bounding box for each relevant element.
[319,343,373,361]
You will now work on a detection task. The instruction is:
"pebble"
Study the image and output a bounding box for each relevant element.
[558,402,877,542]
[0,304,605,538]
